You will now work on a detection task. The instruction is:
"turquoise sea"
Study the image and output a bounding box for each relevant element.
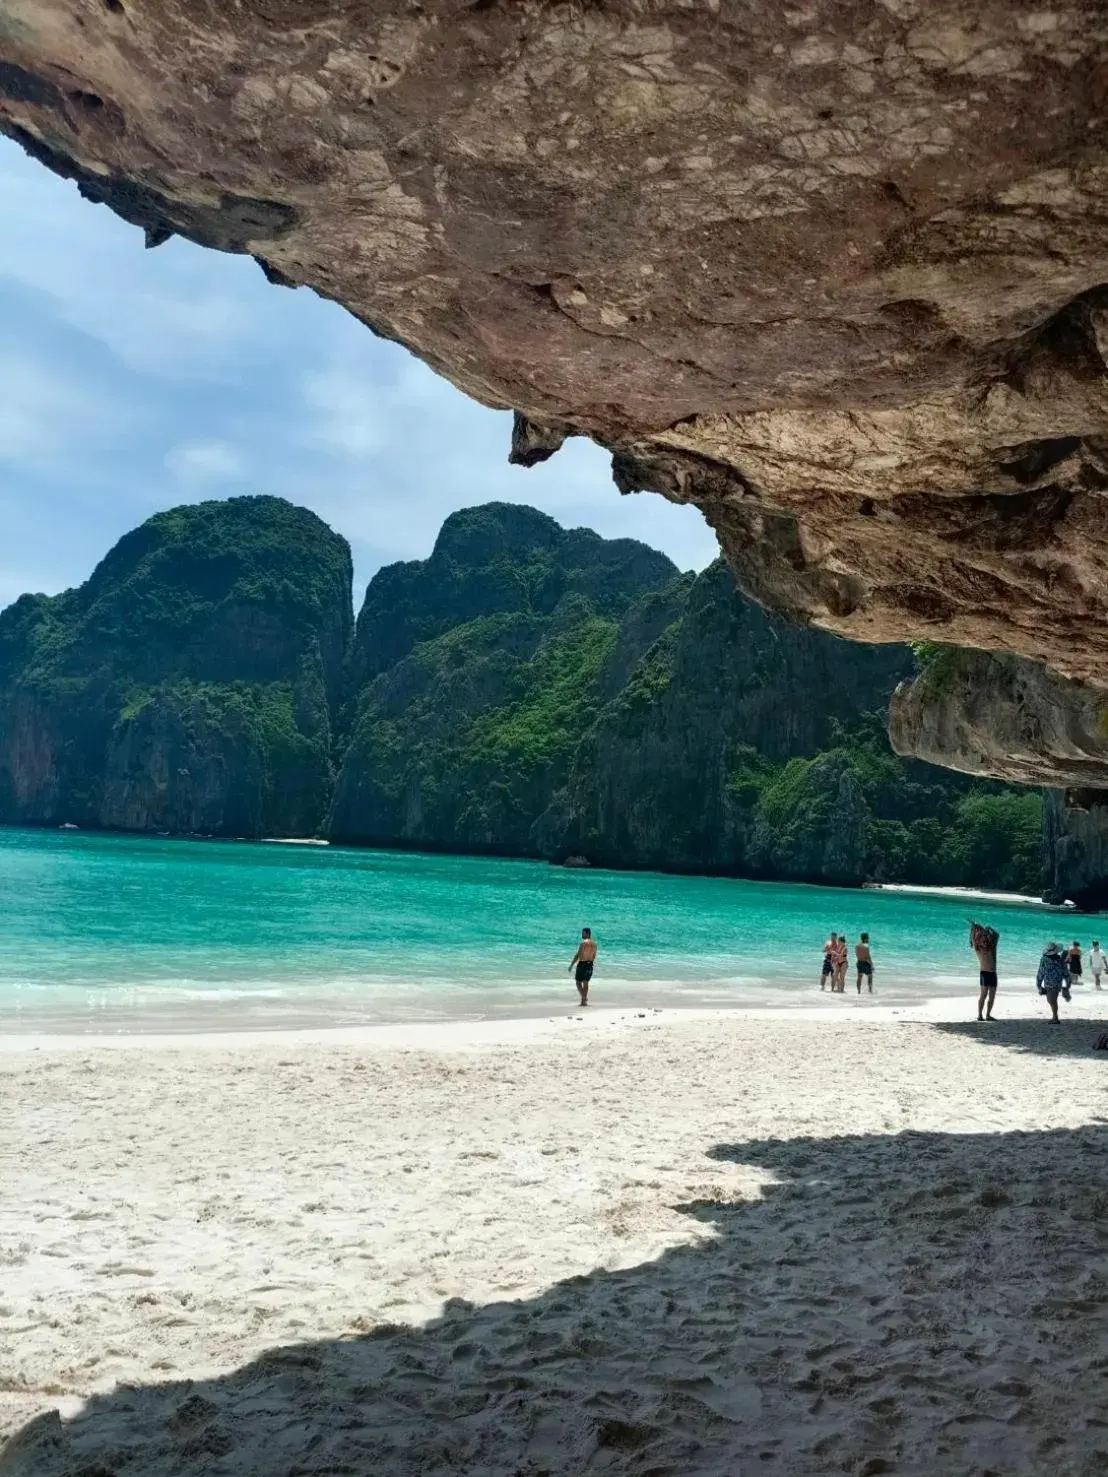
[0,827,1086,1033]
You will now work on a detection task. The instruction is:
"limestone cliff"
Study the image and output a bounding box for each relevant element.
[1044,788,1108,909]
[539,561,912,878]
[332,506,1043,891]
[330,503,680,854]
[889,649,1108,788]
[3,2,1108,783]
[0,497,352,836]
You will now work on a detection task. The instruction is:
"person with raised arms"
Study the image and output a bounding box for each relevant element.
[970,920,999,1022]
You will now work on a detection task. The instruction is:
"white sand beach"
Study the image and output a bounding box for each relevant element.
[2,998,1106,1475]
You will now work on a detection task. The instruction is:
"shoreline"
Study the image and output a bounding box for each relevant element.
[2,992,1106,1051]
[4,820,1081,901]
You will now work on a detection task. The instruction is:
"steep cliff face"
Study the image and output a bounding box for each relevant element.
[330,503,679,852]
[889,649,1108,788]
[3,1,1108,772]
[543,560,911,877]
[0,497,352,836]
[333,505,1043,890]
[1043,789,1108,909]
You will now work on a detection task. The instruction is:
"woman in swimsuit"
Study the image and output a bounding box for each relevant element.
[1068,941,1083,985]
[832,934,848,992]
[820,935,835,990]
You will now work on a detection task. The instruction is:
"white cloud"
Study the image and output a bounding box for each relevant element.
[0,349,127,471]
[0,143,266,377]
[165,439,248,486]
[299,368,387,458]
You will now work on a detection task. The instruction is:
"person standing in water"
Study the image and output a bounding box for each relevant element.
[970,920,1000,1022]
[1091,939,1105,990]
[820,933,836,990]
[1067,940,1083,986]
[855,933,874,993]
[569,927,597,1006]
[833,934,848,992]
[1036,941,1071,1024]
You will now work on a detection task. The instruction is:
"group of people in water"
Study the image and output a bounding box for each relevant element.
[819,933,874,993]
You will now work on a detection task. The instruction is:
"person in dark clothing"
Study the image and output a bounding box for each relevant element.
[1067,940,1083,984]
[855,934,874,993]
[1036,941,1071,1024]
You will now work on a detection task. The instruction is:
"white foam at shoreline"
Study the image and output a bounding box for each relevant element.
[2,992,1104,1052]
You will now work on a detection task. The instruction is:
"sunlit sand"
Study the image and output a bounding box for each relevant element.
[2,999,1106,1475]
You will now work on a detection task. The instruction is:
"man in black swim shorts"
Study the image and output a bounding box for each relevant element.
[970,920,999,1021]
[855,933,874,993]
[569,926,597,1006]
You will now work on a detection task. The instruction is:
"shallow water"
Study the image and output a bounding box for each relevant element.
[0,827,1088,1032]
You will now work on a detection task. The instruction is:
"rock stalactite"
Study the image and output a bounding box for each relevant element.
[3,2,1108,779]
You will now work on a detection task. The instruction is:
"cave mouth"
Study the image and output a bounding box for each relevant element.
[2,1,1108,801]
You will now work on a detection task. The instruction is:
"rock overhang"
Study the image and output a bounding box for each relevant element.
[3,0,1108,781]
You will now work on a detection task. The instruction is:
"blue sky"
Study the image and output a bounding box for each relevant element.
[0,136,719,612]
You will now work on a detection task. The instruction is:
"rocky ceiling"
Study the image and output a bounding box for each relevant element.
[2,0,1108,781]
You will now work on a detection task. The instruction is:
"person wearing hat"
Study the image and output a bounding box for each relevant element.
[1036,941,1072,1024]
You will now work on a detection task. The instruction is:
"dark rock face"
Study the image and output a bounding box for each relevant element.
[330,503,682,853]
[332,508,1044,891]
[3,2,1108,769]
[542,560,911,880]
[1044,789,1108,910]
[889,649,1108,788]
[0,497,352,837]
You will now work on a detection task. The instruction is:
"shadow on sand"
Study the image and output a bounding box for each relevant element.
[930,1010,1108,1061]
[3,1124,1106,1477]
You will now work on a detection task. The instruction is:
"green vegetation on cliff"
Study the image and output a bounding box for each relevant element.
[0,496,352,836]
[0,496,1044,889]
[331,504,1043,892]
[331,506,673,853]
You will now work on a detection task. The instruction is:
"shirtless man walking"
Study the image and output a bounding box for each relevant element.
[569,927,597,1006]
[970,920,1000,1021]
